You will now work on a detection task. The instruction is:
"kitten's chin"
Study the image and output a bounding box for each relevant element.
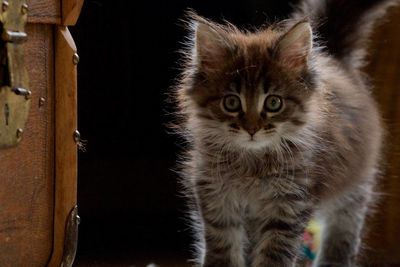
[234,135,279,151]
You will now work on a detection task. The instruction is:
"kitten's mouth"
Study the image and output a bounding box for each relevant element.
[247,130,276,141]
[246,131,276,145]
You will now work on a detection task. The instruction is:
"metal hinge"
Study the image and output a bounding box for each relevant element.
[60,206,80,267]
[0,0,30,148]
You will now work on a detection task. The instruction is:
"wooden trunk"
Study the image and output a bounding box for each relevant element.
[0,0,82,266]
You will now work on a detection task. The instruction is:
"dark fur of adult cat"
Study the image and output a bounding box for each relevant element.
[171,0,399,266]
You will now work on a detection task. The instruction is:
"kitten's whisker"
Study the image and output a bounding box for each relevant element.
[284,139,296,182]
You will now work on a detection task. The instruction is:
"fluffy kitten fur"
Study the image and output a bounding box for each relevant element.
[173,0,398,266]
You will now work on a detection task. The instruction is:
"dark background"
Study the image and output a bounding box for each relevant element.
[71,0,297,263]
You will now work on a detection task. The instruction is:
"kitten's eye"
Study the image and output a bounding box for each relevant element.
[223,95,241,112]
[265,95,283,112]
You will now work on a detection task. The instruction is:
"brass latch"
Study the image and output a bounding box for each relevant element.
[0,0,30,148]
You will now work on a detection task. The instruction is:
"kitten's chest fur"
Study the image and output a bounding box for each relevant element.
[199,149,311,216]
[202,146,308,180]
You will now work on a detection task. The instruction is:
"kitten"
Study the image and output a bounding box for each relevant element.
[172,0,398,266]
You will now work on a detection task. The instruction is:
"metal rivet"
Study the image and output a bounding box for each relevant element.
[73,130,81,143]
[2,1,8,12]
[72,53,80,65]
[74,130,87,152]
[13,88,24,95]
[12,87,31,99]
[39,97,46,107]
[16,128,23,138]
[21,3,28,14]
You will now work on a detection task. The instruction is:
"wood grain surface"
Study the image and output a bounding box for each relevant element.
[27,0,61,24]
[62,0,84,26]
[47,26,78,267]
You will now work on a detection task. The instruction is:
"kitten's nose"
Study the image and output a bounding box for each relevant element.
[242,113,262,137]
[246,127,260,136]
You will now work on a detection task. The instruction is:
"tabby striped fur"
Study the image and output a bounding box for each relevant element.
[172,1,398,266]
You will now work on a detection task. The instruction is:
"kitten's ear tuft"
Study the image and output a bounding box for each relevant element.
[192,19,234,71]
[274,21,312,74]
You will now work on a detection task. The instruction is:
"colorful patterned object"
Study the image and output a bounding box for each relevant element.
[299,219,322,266]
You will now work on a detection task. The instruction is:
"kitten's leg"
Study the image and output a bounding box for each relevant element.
[195,180,247,267]
[251,180,312,267]
[313,186,373,267]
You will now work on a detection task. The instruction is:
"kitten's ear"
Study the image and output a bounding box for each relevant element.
[273,21,312,74]
[193,21,234,71]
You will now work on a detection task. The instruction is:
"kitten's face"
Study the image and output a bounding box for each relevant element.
[186,19,315,151]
